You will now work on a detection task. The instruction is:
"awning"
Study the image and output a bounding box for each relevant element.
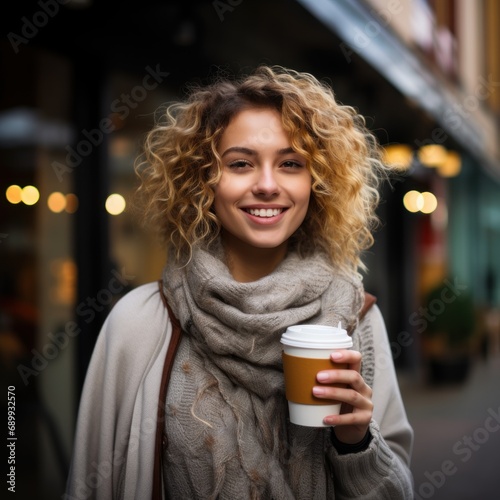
[296,0,500,182]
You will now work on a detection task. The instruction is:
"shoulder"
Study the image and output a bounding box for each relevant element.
[105,282,164,325]
[100,281,170,349]
[108,281,163,320]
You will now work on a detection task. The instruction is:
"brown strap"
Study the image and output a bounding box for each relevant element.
[360,292,377,320]
[152,280,182,500]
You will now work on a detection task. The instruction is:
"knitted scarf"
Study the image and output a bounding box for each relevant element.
[162,243,365,499]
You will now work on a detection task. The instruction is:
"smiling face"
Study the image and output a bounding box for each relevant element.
[213,107,312,271]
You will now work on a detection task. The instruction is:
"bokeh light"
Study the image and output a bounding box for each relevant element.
[383,144,413,170]
[403,190,424,213]
[418,144,448,167]
[438,151,461,177]
[65,193,79,213]
[403,190,438,214]
[6,185,22,204]
[420,192,438,214]
[48,192,67,213]
[21,185,40,205]
[105,193,126,215]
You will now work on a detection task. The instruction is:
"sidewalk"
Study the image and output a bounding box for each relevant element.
[399,354,500,500]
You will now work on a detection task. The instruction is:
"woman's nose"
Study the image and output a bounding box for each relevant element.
[252,166,280,196]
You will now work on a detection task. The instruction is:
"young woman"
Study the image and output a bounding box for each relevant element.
[66,66,414,499]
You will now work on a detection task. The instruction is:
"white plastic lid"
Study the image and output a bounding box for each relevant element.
[280,322,352,349]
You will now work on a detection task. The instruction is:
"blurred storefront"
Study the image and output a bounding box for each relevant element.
[0,1,499,498]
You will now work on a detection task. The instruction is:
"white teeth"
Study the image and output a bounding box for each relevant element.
[247,208,283,217]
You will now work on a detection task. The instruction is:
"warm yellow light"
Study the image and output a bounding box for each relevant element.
[420,192,438,214]
[65,193,79,213]
[383,144,413,170]
[6,185,22,204]
[403,190,424,213]
[48,192,66,213]
[21,185,40,205]
[50,258,77,305]
[105,193,126,215]
[418,144,448,167]
[438,151,461,177]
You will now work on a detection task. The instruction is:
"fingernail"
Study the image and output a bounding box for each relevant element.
[331,352,342,360]
[313,386,325,395]
[316,372,328,381]
[324,416,336,426]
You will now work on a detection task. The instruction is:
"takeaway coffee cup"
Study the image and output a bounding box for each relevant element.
[280,323,353,427]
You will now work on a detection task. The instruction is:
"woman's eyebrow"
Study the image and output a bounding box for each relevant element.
[221,146,256,157]
[277,147,295,155]
[221,146,297,157]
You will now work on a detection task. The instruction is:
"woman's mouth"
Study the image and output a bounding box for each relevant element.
[243,208,285,218]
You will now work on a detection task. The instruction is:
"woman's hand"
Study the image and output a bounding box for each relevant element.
[312,349,373,444]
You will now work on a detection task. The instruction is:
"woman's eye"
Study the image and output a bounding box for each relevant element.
[282,160,303,169]
[228,160,251,169]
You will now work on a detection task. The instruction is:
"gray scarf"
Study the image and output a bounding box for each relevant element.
[162,243,364,499]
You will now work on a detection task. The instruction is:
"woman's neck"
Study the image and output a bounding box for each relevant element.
[221,235,288,282]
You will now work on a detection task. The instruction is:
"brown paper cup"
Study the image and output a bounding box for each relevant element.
[280,324,352,427]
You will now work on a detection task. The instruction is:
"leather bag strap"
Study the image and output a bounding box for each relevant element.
[152,280,182,500]
[360,292,377,320]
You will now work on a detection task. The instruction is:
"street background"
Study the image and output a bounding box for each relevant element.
[1,1,499,498]
[401,352,500,499]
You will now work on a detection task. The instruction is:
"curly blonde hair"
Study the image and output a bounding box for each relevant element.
[134,65,388,274]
